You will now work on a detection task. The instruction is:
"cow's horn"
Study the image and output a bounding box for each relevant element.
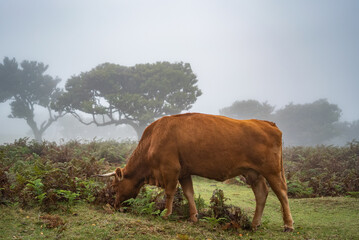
[94,172,122,182]
[95,172,116,177]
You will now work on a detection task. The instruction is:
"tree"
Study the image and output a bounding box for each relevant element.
[0,57,65,142]
[219,99,275,120]
[55,62,202,139]
[342,120,359,142]
[274,99,341,146]
[331,120,359,145]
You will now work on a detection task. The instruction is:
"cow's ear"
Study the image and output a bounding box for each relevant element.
[115,167,124,181]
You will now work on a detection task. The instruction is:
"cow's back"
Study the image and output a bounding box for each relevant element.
[146,113,282,181]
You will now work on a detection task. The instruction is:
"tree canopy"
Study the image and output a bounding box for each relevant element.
[220,98,344,146]
[274,99,341,145]
[219,99,275,120]
[55,62,202,138]
[0,57,65,142]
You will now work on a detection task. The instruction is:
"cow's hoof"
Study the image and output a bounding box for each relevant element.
[251,223,261,231]
[283,226,294,232]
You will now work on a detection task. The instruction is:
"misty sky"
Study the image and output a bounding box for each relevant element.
[1,0,359,141]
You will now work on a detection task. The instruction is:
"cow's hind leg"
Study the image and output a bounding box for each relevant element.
[266,173,294,232]
[179,175,198,222]
[245,170,268,230]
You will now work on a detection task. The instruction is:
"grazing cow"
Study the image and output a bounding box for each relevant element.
[98,113,294,232]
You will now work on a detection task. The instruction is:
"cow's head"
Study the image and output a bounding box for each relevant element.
[96,167,141,209]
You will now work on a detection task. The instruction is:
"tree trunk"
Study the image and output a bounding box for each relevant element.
[26,117,43,142]
[133,124,147,140]
[33,131,43,143]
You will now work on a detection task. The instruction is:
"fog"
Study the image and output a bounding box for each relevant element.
[1,0,359,143]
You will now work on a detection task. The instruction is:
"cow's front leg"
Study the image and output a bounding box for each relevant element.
[162,180,178,219]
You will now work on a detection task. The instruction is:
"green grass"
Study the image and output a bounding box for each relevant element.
[1,177,359,240]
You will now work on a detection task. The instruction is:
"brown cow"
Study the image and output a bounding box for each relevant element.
[98,113,294,232]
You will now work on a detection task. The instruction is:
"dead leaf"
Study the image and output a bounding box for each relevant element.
[40,214,65,229]
[103,203,115,214]
[221,221,241,230]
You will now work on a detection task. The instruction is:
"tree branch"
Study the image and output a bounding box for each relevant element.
[39,107,67,133]
[69,110,123,127]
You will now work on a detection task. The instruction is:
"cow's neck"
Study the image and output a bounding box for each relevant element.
[123,142,150,188]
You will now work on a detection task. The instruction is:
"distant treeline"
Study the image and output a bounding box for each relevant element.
[220,99,358,146]
[1,57,357,146]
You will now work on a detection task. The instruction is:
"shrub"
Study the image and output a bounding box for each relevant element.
[54,189,80,211]
[287,179,313,198]
[121,186,208,222]
[283,140,359,197]
[206,188,251,230]
[26,179,47,204]
[0,138,137,209]
[123,187,162,216]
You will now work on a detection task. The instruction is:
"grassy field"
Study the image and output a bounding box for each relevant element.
[1,177,359,240]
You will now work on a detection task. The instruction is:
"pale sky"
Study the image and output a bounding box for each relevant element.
[1,0,359,141]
